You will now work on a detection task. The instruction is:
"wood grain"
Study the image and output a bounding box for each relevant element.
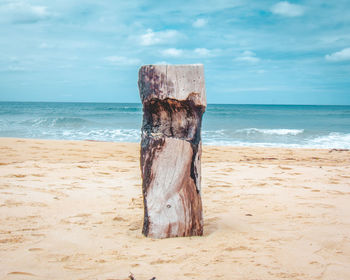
[139,64,206,238]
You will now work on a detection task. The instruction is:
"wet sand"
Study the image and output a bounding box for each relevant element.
[0,138,349,280]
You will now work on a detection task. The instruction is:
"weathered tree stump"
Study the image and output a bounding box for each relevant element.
[138,64,206,238]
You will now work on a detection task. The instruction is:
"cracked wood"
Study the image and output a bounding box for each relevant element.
[138,64,206,238]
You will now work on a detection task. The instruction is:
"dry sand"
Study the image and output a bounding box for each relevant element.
[0,137,349,280]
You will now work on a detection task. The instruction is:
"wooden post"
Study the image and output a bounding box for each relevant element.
[138,64,206,238]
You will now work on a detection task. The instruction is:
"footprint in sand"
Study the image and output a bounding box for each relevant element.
[1,200,23,207]
[0,236,24,244]
[60,213,91,225]
[101,211,115,215]
[76,165,89,168]
[5,174,27,178]
[31,173,45,177]
[149,258,172,265]
[113,216,127,222]
[279,166,292,170]
[224,246,253,252]
[184,273,199,277]
[129,197,143,208]
[47,254,71,263]
[31,233,46,237]
[98,171,111,175]
[28,248,43,252]
[327,190,350,195]
[7,272,36,277]
[128,221,141,231]
[29,202,48,207]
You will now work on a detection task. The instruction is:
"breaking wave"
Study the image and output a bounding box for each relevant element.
[237,128,304,135]
[307,132,350,149]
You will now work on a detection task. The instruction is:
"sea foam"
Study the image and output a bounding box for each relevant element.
[307,132,350,149]
[237,128,304,135]
[1,102,349,149]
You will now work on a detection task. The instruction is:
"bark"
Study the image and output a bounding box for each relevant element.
[138,64,206,238]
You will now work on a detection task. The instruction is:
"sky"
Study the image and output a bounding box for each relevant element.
[0,0,350,105]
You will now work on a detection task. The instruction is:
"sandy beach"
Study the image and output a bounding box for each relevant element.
[0,137,349,280]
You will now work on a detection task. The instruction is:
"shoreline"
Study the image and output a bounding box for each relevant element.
[1,136,349,151]
[1,137,350,168]
[1,137,350,279]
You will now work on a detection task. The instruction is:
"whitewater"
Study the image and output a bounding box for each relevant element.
[0,102,349,149]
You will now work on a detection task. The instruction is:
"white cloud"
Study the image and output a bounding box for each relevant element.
[194,48,211,56]
[271,1,305,17]
[256,69,266,74]
[0,57,27,72]
[161,48,184,57]
[235,51,260,63]
[160,48,219,58]
[0,2,52,24]
[194,48,220,57]
[192,18,207,28]
[140,29,181,46]
[30,6,48,17]
[39,42,56,49]
[154,61,169,65]
[325,48,350,62]
[3,65,26,72]
[105,56,141,66]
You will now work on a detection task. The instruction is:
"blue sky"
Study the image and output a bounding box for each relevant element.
[0,0,349,104]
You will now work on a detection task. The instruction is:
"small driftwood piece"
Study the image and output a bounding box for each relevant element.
[138,64,206,238]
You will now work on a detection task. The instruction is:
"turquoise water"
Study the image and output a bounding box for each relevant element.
[0,102,350,148]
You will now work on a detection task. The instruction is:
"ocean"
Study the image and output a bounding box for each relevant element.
[0,102,349,149]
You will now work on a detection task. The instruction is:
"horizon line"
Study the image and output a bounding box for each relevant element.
[0,100,349,106]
